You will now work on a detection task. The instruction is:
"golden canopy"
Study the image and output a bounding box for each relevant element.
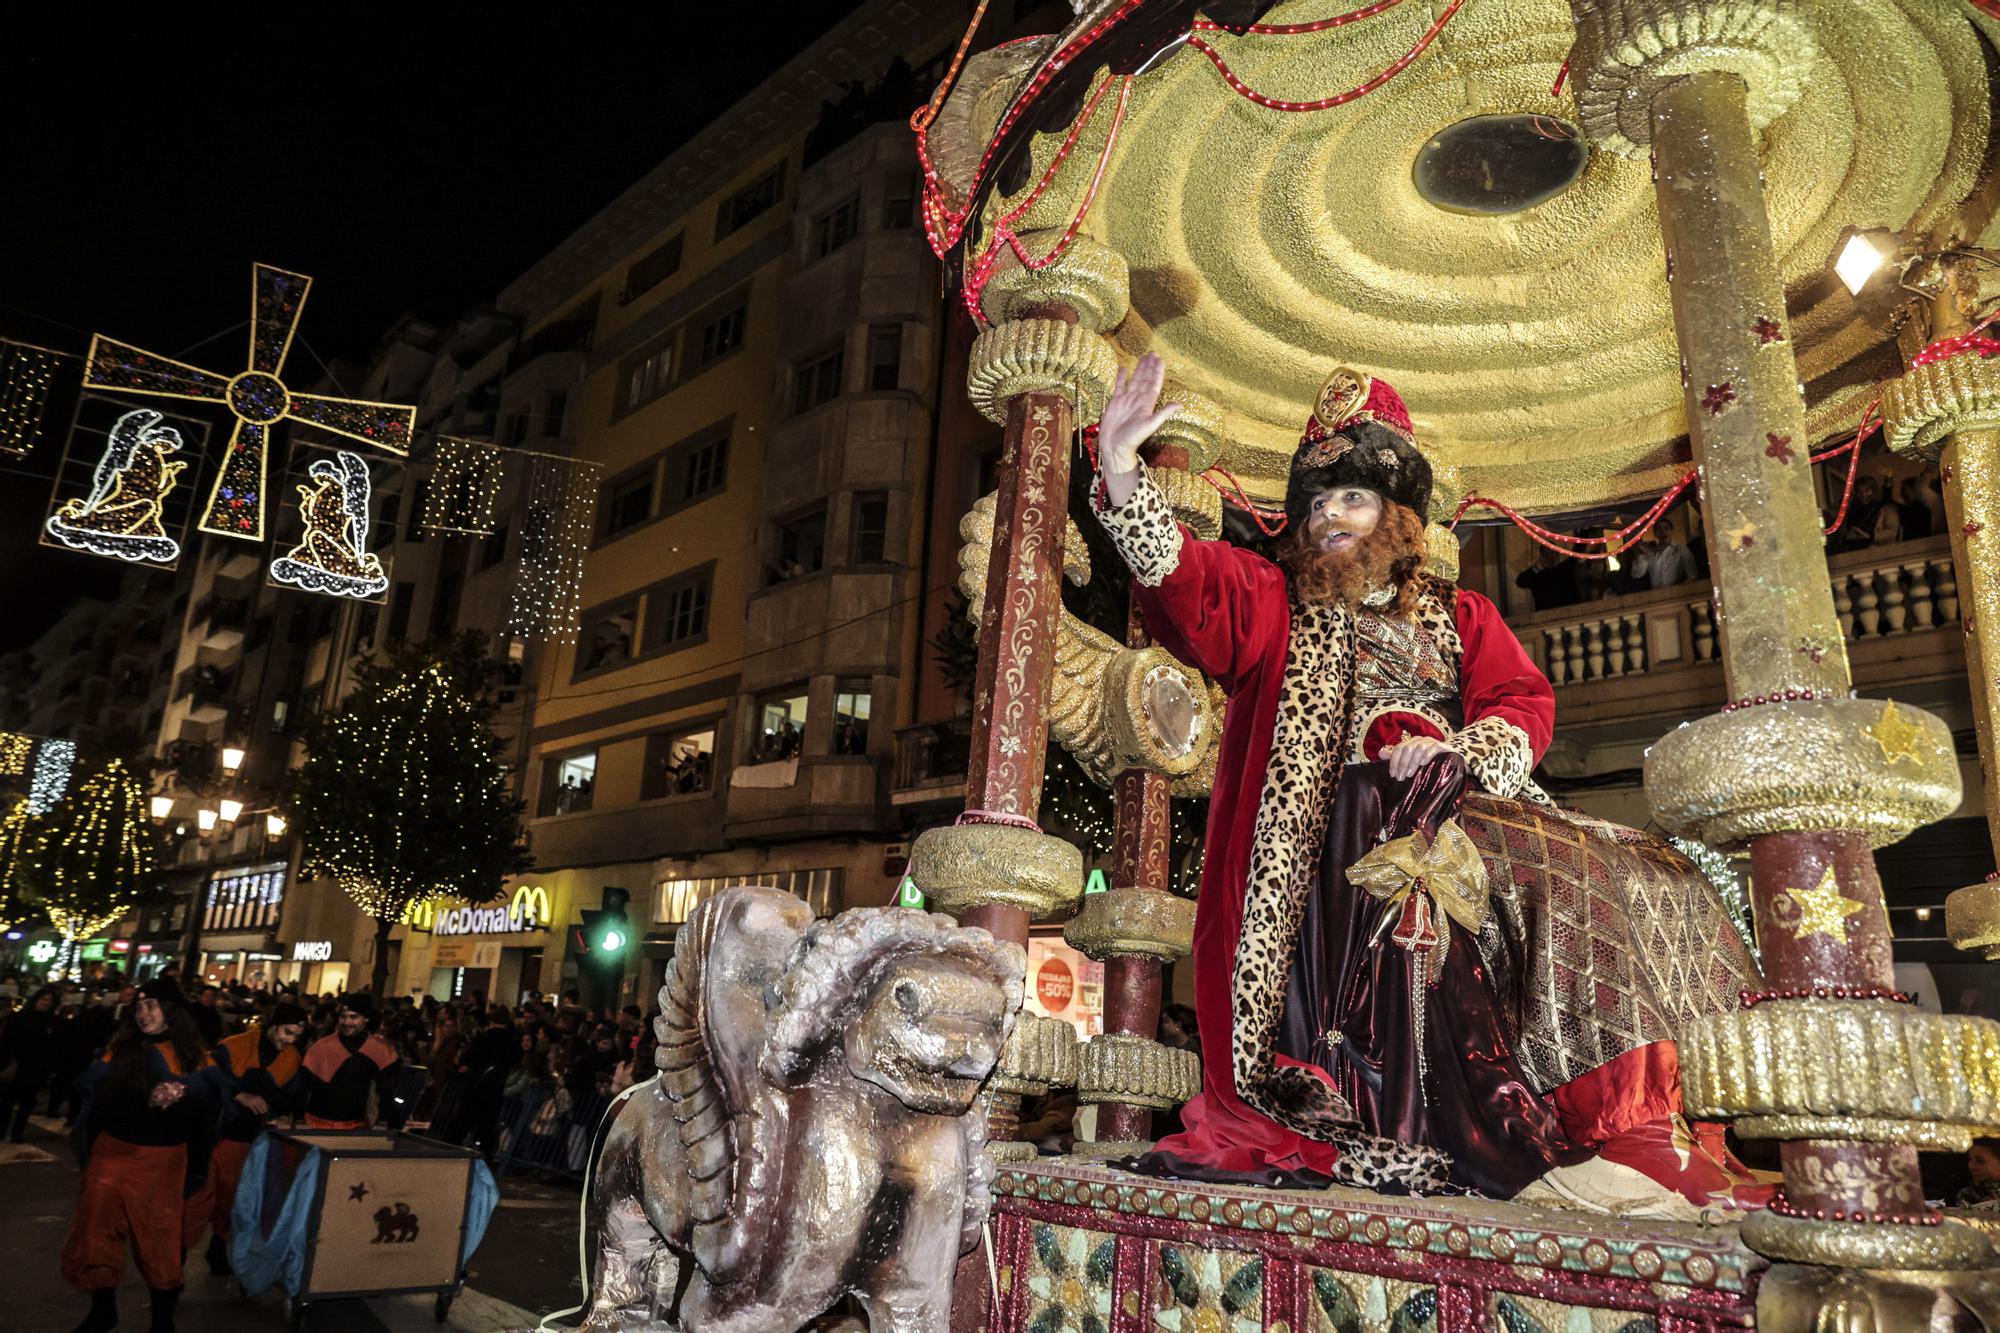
[926,0,1998,514]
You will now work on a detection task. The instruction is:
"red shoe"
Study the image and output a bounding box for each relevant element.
[1594,1114,1776,1209]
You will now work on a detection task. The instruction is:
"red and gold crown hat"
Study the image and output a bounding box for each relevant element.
[1286,366,1432,528]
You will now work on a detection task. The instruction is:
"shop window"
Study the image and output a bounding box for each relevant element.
[853,493,889,564]
[833,683,871,755]
[868,325,901,391]
[666,422,729,509]
[716,162,784,240]
[768,507,826,584]
[578,600,639,674]
[751,690,809,763]
[644,566,712,653]
[643,725,716,799]
[695,304,746,367]
[541,750,598,816]
[621,339,676,413]
[599,464,656,539]
[623,233,683,303]
[882,173,915,230]
[792,345,844,415]
[812,197,861,258]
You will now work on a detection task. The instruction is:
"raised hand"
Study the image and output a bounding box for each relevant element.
[1098,353,1179,506]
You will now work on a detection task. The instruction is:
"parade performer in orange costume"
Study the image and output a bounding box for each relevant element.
[192,1001,307,1275]
[1093,354,1764,1206]
[61,977,218,1333]
[299,993,400,1129]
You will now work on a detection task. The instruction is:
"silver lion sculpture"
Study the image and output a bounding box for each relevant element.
[573,886,1025,1332]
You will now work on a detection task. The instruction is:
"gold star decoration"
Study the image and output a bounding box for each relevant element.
[1727,518,1757,552]
[1785,866,1864,942]
[1864,699,1926,765]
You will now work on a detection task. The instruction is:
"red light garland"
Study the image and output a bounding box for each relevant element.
[1186,0,1465,114]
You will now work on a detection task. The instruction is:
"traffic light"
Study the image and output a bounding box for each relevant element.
[578,887,631,958]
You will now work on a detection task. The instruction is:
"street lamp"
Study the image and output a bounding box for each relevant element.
[218,799,244,824]
[197,808,218,832]
[221,746,246,775]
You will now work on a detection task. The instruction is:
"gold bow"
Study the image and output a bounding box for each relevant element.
[1347,818,1490,985]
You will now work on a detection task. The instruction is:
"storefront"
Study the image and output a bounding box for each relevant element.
[395,882,561,1008]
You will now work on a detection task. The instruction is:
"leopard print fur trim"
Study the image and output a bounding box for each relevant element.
[1091,468,1183,588]
[1228,593,1452,1189]
[1448,715,1535,799]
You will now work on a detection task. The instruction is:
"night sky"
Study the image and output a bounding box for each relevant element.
[0,6,868,652]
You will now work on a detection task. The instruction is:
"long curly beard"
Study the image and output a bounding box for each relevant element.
[1278,502,1427,615]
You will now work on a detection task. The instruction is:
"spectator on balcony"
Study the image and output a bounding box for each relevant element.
[1514,546,1583,611]
[1627,527,1698,591]
[1897,475,1937,540]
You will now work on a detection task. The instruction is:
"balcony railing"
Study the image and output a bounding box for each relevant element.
[1513,535,1960,695]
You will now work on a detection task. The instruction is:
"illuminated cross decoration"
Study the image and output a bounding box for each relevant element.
[83,264,416,542]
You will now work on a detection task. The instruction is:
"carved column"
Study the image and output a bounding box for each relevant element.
[1570,0,1989,1278]
[1884,261,2000,957]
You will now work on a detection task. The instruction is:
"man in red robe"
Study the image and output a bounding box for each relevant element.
[1093,354,1761,1204]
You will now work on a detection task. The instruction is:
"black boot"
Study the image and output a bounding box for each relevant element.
[68,1286,116,1333]
[146,1286,178,1333]
[204,1233,232,1277]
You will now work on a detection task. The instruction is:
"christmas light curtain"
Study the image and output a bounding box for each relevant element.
[422,437,505,536]
[504,453,600,642]
[0,340,61,458]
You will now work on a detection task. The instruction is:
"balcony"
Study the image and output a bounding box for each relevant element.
[1511,534,1964,738]
[892,719,970,808]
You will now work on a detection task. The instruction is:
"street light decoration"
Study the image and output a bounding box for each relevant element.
[82,263,416,543]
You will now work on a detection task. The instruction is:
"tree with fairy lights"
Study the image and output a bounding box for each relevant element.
[290,633,531,996]
[33,757,159,977]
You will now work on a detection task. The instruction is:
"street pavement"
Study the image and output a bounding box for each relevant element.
[0,1117,582,1333]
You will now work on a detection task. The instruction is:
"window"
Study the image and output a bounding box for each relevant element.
[386,582,415,644]
[792,346,844,415]
[716,163,784,240]
[868,324,901,391]
[752,690,809,763]
[770,508,826,583]
[812,197,861,258]
[404,478,430,542]
[579,601,639,674]
[853,494,889,564]
[479,522,509,571]
[644,566,712,652]
[643,725,716,799]
[621,340,676,412]
[696,304,746,367]
[599,465,656,539]
[882,173,915,231]
[668,425,729,507]
[833,684,871,756]
[624,234,683,302]
[541,751,598,816]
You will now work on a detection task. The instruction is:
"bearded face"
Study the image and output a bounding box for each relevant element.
[1280,487,1427,613]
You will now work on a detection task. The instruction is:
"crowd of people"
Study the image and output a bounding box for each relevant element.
[0,965,653,1333]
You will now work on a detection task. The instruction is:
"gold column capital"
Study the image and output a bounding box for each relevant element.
[1565,0,1817,158]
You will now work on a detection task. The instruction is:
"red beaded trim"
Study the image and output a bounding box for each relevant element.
[1770,1191,1941,1227]
[1740,986,1912,1009]
[1720,688,1840,713]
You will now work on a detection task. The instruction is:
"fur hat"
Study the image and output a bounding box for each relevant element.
[1285,367,1432,530]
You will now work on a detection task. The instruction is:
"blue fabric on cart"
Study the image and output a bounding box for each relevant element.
[230,1135,500,1299]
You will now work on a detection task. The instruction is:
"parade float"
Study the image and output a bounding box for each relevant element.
[572,0,2000,1328]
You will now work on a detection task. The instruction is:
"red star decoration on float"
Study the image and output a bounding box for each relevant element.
[1764,433,1795,463]
[1753,316,1785,344]
[1701,383,1736,416]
